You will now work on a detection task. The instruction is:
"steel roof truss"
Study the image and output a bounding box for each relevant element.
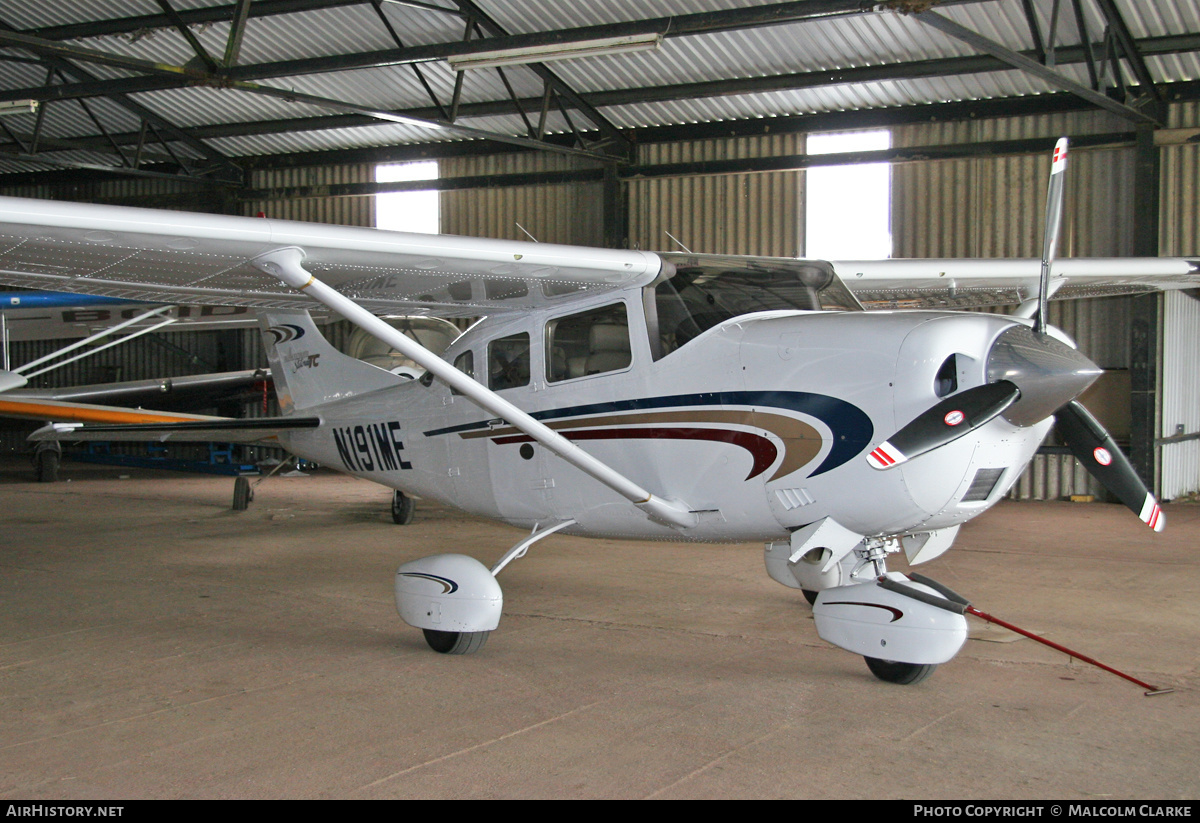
[914,9,1159,125]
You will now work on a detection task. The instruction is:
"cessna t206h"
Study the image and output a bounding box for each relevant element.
[1,139,1196,684]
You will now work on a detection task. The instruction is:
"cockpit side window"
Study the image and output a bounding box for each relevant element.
[488,332,530,391]
[545,303,631,382]
[645,262,852,360]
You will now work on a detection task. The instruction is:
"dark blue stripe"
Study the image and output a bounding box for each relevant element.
[423,391,873,478]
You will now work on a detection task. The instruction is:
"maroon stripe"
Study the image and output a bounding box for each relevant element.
[492,427,778,481]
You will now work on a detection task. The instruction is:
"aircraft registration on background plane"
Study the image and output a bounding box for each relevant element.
[0,138,1196,684]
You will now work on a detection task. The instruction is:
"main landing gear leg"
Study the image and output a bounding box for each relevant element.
[395,520,577,655]
[231,454,300,511]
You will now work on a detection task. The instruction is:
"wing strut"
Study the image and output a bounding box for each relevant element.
[253,247,697,531]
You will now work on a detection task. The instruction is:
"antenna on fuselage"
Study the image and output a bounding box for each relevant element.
[515,223,539,243]
[664,230,693,254]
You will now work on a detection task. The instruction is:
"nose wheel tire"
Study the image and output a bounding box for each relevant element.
[865,656,936,685]
[423,629,489,655]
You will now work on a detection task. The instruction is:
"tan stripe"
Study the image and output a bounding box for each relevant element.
[463,409,822,482]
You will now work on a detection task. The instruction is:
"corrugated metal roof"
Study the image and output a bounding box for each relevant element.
[0,0,1196,176]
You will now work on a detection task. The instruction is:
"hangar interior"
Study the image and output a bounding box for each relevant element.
[0,0,1197,500]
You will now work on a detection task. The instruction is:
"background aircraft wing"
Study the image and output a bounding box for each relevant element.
[0,196,662,318]
[2,369,269,408]
[17,402,319,444]
[0,291,262,342]
[832,258,1200,310]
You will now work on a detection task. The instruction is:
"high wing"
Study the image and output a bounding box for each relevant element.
[832,258,1200,310]
[0,196,661,318]
[1,368,268,412]
[0,196,1196,317]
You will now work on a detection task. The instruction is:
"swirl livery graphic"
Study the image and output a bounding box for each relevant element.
[265,324,306,345]
[397,572,459,595]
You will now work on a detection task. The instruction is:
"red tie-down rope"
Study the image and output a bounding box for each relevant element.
[898,574,1173,696]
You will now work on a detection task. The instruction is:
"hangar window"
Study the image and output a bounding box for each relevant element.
[376,161,439,234]
[805,130,891,260]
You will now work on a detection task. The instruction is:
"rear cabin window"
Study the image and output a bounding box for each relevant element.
[488,332,530,391]
[545,303,631,382]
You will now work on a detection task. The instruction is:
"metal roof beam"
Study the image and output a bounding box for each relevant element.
[26,0,370,42]
[222,0,253,68]
[222,0,973,82]
[444,0,630,153]
[0,20,241,180]
[915,10,1160,125]
[153,0,219,73]
[1092,0,1164,116]
[0,26,627,163]
[6,31,1198,160]
[5,26,1194,115]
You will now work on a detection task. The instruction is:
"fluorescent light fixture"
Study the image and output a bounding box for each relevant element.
[0,99,38,116]
[447,33,662,71]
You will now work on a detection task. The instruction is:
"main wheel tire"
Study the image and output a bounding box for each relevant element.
[391,490,415,525]
[35,450,59,483]
[865,656,936,685]
[232,476,252,511]
[802,589,818,606]
[423,629,489,655]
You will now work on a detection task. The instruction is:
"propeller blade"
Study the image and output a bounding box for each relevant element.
[867,381,1020,470]
[1035,137,1068,335]
[1055,401,1164,531]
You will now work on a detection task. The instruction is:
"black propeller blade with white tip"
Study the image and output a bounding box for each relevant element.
[1054,400,1165,532]
[867,380,1021,469]
[1035,137,1068,335]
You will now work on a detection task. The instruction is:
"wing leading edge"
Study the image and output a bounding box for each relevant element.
[832,258,1200,310]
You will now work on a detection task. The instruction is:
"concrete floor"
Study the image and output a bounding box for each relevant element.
[1,455,1197,799]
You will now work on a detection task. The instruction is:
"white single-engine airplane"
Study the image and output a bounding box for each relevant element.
[0,139,1196,683]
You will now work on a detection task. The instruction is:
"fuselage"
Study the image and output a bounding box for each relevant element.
[272,286,1057,544]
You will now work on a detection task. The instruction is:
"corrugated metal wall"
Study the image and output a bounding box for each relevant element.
[242,163,375,225]
[629,134,804,257]
[440,152,603,246]
[1162,291,1200,500]
[1159,102,1200,499]
[893,112,1134,258]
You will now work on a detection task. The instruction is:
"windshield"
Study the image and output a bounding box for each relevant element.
[646,254,862,359]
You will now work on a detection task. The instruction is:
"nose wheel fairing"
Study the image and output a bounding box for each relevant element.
[813,574,968,666]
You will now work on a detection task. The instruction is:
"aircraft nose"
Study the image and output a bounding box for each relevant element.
[986,324,1101,426]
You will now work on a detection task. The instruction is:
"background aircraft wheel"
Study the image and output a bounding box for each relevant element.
[865,656,936,685]
[35,450,59,483]
[422,629,489,655]
[391,490,415,525]
[232,476,252,511]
